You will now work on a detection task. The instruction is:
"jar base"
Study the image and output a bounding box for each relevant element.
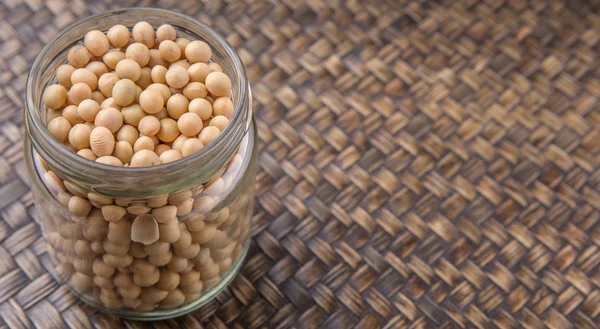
[71,239,250,321]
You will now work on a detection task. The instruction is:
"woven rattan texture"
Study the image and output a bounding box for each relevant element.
[1,0,600,328]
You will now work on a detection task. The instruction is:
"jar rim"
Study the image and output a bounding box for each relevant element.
[25,8,251,194]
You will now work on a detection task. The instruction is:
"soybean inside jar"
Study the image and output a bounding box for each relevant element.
[24,8,256,320]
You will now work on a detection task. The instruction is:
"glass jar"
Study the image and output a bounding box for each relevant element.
[23,8,256,320]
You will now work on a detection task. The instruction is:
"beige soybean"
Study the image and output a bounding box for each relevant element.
[138,116,160,136]
[174,243,199,259]
[188,63,211,83]
[74,241,94,258]
[205,72,231,97]
[188,98,212,120]
[204,178,224,196]
[175,38,190,58]
[47,108,62,123]
[57,64,76,88]
[147,194,168,208]
[77,99,100,122]
[204,229,229,249]
[132,21,155,48]
[131,214,159,245]
[115,59,142,81]
[100,292,123,309]
[122,298,143,309]
[178,269,200,286]
[208,63,222,72]
[151,65,167,84]
[166,93,189,119]
[42,84,68,110]
[172,230,192,251]
[148,49,168,68]
[104,253,133,268]
[101,205,126,222]
[126,43,151,67]
[134,268,160,287]
[156,24,176,43]
[94,107,123,133]
[71,68,98,90]
[68,123,92,149]
[212,97,233,118]
[167,256,188,273]
[191,224,216,244]
[93,258,116,278]
[159,149,183,164]
[67,82,92,105]
[130,149,161,167]
[107,25,130,48]
[140,287,168,303]
[108,218,132,246]
[84,29,110,56]
[170,59,190,70]
[152,107,169,120]
[68,45,91,68]
[130,242,148,259]
[70,272,93,293]
[151,205,177,223]
[112,79,137,106]
[157,270,179,291]
[121,104,145,127]
[91,91,107,104]
[118,285,141,299]
[113,141,133,164]
[159,289,185,309]
[198,126,220,145]
[127,203,152,215]
[48,117,71,142]
[167,190,192,206]
[90,126,115,157]
[85,61,109,78]
[144,241,169,257]
[158,220,180,243]
[117,125,139,146]
[98,72,120,97]
[139,89,164,114]
[133,136,155,152]
[103,240,129,256]
[185,41,211,63]
[137,67,153,90]
[165,65,189,89]
[148,250,173,267]
[171,135,189,152]
[154,144,171,156]
[147,83,172,102]
[77,148,97,161]
[113,272,134,288]
[103,50,126,69]
[178,112,203,137]
[180,281,203,295]
[157,118,179,142]
[176,198,194,216]
[87,192,112,206]
[181,138,204,157]
[184,215,205,232]
[183,82,207,100]
[159,40,181,63]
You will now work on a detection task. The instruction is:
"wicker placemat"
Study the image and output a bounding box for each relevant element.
[1,0,599,328]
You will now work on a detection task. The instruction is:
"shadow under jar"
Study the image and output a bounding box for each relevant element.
[24,8,256,320]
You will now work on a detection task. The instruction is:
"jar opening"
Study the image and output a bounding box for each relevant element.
[25,8,251,196]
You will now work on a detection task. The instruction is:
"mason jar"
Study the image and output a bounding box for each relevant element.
[23,8,256,320]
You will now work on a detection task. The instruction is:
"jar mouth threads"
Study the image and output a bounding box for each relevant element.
[25,8,251,196]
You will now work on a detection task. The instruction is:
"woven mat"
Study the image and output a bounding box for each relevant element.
[0,0,599,328]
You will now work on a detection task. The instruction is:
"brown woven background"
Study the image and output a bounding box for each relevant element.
[0,0,599,328]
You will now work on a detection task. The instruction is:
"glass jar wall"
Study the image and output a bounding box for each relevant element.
[23,8,256,320]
